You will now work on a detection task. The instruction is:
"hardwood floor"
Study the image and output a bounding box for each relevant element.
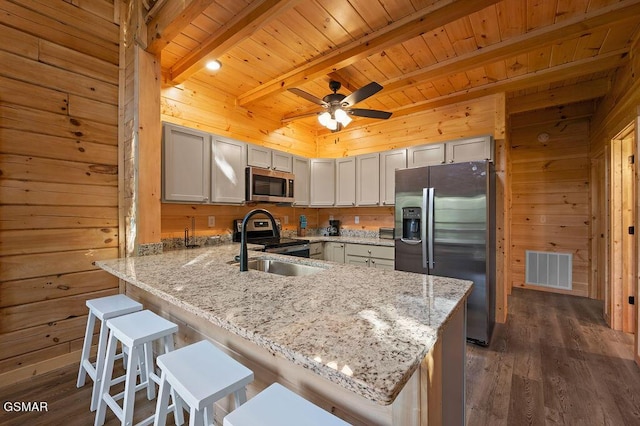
[466,288,640,426]
[1,288,638,425]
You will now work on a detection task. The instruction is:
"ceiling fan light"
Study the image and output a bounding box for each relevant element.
[318,112,331,126]
[327,118,338,131]
[334,108,352,126]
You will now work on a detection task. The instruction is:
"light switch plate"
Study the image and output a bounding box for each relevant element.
[208,216,215,227]
[284,215,289,224]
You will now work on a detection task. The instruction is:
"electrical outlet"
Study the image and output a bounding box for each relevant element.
[329,215,334,221]
[355,216,359,224]
[284,215,289,224]
[208,216,215,227]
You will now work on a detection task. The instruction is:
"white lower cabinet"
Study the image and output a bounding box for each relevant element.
[324,242,345,263]
[345,244,394,270]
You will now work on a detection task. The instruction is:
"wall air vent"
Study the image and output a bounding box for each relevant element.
[525,250,572,290]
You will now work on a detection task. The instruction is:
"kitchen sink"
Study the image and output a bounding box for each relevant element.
[231,259,326,276]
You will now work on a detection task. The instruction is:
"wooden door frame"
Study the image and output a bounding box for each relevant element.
[609,123,637,335]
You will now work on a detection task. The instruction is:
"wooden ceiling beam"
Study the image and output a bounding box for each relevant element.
[168,0,302,84]
[316,49,628,135]
[146,0,216,55]
[508,78,611,114]
[237,0,501,106]
[381,0,640,95]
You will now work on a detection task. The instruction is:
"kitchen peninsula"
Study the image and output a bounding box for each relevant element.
[96,244,472,425]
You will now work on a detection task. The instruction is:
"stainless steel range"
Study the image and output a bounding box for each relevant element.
[232,217,310,257]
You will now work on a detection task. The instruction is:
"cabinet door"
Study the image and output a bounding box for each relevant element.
[407,144,445,167]
[211,137,247,203]
[310,159,335,206]
[445,135,493,163]
[163,123,210,202]
[247,145,272,169]
[272,150,293,172]
[379,149,406,206]
[324,242,345,263]
[292,156,310,206]
[356,153,380,206]
[335,157,356,206]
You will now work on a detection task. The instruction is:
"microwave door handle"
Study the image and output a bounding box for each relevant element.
[422,188,428,269]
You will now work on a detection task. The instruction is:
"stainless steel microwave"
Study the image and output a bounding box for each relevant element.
[245,166,295,203]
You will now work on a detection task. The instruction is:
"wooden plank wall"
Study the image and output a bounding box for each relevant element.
[0,0,120,385]
[509,102,594,297]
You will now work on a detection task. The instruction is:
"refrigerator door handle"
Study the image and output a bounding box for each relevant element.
[427,187,435,269]
[421,188,428,269]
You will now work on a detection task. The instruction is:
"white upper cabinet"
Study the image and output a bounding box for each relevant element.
[292,156,310,206]
[310,158,335,206]
[356,153,380,206]
[247,145,293,172]
[211,136,247,203]
[162,123,210,203]
[407,143,445,167]
[379,149,406,206]
[247,145,271,169]
[445,135,493,163]
[335,157,356,206]
[271,150,293,172]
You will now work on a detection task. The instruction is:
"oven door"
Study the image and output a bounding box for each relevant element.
[265,244,310,258]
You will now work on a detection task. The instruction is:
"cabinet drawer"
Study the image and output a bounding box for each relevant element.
[345,244,394,260]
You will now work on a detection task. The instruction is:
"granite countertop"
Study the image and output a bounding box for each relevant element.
[96,243,471,405]
[300,235,395,247]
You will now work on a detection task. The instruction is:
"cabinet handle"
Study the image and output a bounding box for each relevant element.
[352,202,355,206]
[449,160,454,163]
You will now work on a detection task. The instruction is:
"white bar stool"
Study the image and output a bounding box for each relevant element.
[223,383,351,426]
[77,294,143,411]
[95,310,183,426]
[153,340,254,426]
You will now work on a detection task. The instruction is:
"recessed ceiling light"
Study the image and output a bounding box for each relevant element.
[205,60,221,71]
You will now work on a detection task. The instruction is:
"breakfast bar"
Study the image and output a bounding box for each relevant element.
[96,244,472,425]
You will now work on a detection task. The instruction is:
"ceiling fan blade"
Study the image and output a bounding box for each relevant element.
[349,108,392,119]
[341,82,383,107]
[287,88,327,106]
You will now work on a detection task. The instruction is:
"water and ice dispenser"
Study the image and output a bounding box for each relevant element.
[402,207,421,240]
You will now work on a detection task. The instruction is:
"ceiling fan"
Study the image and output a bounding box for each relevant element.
[287,80,392,131]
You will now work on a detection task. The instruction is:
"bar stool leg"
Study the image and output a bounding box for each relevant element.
[122,344,141,426]
[189,407,203,426]
[233,389,247,409]
[203,406,214,426]
[90,320,111,411]
[153,370,172,426]
[144,342,156,400]
[77,312,97,387]
[95,332,118,426]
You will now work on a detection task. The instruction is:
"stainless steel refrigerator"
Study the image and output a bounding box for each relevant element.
[395,160,496,345]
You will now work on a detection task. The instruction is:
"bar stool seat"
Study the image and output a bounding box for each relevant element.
[223,383,349,426]
[223,383,351,426]
[154,340,254,426]
[95,310,182,426]
[77,294,143,411]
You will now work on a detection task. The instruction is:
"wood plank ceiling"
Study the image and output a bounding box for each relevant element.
[146,0,640,134]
